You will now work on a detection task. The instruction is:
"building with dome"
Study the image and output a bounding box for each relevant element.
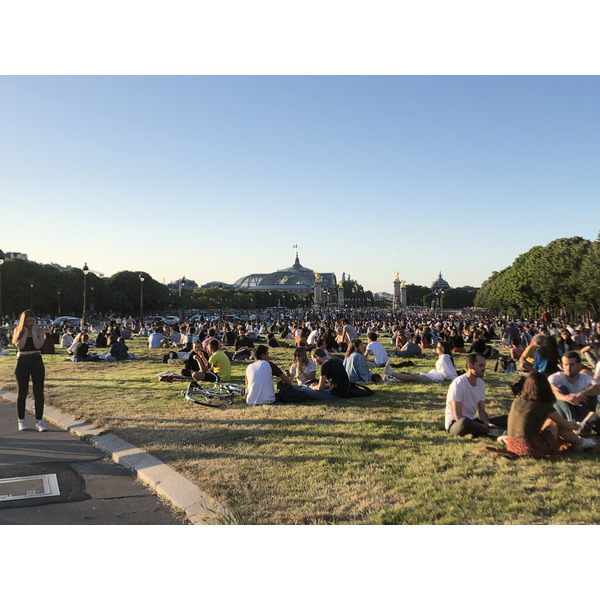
[232,253,337,294]
[431,271,451,293]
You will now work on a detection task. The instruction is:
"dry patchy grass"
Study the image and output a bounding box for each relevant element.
[2,337,600,524]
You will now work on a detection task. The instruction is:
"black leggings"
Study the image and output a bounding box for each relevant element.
[15,353,45,420]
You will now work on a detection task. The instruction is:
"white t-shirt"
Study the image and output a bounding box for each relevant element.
[245,360,276,406]
[307,330,320,345]
[424,353,458,383]
[445,373,486,430]
[366,340,388,365]
[148,332,167,348]
[548,371,597,396]
[289,359,317,384]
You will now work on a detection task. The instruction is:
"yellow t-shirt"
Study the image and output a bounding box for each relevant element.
[208,350,231,382]
[520,344,538,365]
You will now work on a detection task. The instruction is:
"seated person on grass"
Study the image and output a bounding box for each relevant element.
[299,349,351,401]
[501,371,597,457]
[73,333,100,362]
[581,333,600,371]
[364,331,388,368]
[509,338,524,362]
[202,328,221,354]
[549,351,600,429]
[394,335,422,358]
[385,341,457,384]
[288,347,317,386]
[444,352,507,438]
[110,337,131,361]
[233,327,255,360]
[186,339,231,383]
[519,333,544,373]
[343,339,372,384]
[268,332,290,348]
[245,345,293,406]
[148,326,169,349]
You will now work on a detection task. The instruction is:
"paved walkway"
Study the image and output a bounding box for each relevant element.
[0,391,234,525]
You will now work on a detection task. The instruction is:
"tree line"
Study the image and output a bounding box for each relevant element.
[474,234,600,320]
[0,257,481,319]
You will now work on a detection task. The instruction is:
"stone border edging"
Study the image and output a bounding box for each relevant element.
[0,390,236,525]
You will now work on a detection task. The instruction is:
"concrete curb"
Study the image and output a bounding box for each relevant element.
[0,390,237,525]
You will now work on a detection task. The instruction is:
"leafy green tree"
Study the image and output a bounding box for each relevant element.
[442,287,477,309]
[475,236,596,320]
[405,284,431,306]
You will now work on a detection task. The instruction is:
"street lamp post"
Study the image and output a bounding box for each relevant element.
[57,288,61,315]
[139,273,145,321]
[82,262,89,320]
[0,250,4,320]
[179,277,186,317]
[29,280,34,310]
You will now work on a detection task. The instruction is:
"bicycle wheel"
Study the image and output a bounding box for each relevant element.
[185,388,233,407]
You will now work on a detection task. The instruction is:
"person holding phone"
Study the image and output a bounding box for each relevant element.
[12,309,47,432]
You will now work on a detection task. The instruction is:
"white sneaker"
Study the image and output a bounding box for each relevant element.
[36,420,47,432]
[18,419,28,431]
[383,374,397,383]
[384,361,394,375]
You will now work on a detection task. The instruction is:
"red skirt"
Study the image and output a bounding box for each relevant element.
[506,429,557,458]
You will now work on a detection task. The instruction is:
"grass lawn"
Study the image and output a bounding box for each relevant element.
[2,335,600,524]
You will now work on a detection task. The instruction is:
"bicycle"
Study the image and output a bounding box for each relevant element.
[183,377,246,408]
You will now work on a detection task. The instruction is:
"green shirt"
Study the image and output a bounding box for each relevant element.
[208,350,231,382]
[507,397,555,438]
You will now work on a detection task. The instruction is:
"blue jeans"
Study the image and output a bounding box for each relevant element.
[299,386,334,401]
[554,384,597,422]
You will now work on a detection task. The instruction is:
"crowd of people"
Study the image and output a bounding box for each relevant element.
[4,307,600,459]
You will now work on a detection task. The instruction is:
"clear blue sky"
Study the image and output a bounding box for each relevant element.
[1,75,599,293]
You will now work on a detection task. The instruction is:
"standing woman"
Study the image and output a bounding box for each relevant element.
[12,310,47,432]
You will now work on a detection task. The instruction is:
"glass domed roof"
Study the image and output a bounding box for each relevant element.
[232,253,337,292]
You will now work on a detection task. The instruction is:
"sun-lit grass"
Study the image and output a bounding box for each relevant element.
[2,335,600,524]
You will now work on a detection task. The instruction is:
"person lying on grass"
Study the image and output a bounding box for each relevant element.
[384,341,457,384]
[501,371,598,456]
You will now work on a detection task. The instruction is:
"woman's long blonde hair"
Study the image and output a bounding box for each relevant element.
[12,310,36,345]
[293,347,309,370]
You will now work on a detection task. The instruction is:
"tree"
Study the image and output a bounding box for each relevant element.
[475,235,596,320]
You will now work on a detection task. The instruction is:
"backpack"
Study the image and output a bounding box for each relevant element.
[484,346,500,359]
[275,384,306,403]
[494,356,516,374]
[347,382,375,397]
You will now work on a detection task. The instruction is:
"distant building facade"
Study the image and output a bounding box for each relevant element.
[431,271,451,293]
[232,253,337,294]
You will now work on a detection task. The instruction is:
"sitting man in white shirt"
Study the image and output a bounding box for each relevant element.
[245,345,293,406]
[148,327,169,349]
[549,351,600,431]
[445,352,507,438]
[364,331,388,368]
